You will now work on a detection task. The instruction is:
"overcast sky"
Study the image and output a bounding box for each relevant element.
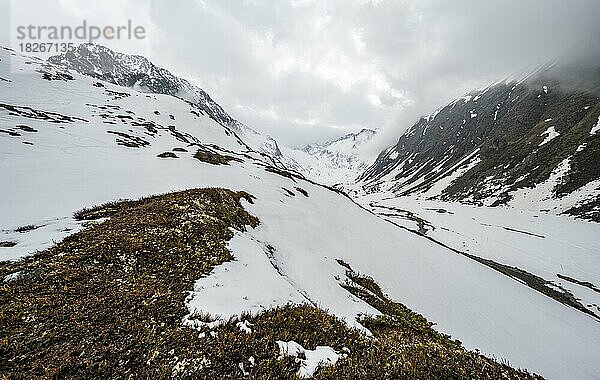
[2,0,600,147]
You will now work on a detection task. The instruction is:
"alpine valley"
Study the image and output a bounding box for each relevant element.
[1,43,599,380]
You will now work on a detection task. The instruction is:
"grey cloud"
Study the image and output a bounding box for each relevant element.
[149,0,599,147]
[3,0,599,147]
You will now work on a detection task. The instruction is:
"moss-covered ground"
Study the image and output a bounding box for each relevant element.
[1,189,542,379]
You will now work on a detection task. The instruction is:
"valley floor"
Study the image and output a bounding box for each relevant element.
[358,193,600,321]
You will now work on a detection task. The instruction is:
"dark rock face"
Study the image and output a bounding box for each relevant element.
[361,67,600,220]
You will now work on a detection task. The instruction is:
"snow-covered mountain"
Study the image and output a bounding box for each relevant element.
[2,47,600,379]
[359,63,600,222]
[282,128,377,186]
[48,43,284,163]
[48,44,381,182]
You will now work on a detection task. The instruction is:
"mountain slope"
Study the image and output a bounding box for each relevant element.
[48,43,284,162]
[2,47,600,378]
[283,128,377,186]
[1,190,541,379]
[360,65,600,221]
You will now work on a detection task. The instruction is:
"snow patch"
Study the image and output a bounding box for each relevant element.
[539,126,559,146]
[184,233,307,329]
[590,116,600,135]
[236,320,253,334]
[276,340,341,378]
[3,271,21,282]
[509,157,571,209]
[420,152,481,198]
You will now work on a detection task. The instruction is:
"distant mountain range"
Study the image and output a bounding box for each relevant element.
[282,128,377,186]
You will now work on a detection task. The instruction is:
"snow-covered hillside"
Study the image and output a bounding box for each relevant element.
[48,43,285,163]
[282,129,377,186]
[2,47,600,379]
